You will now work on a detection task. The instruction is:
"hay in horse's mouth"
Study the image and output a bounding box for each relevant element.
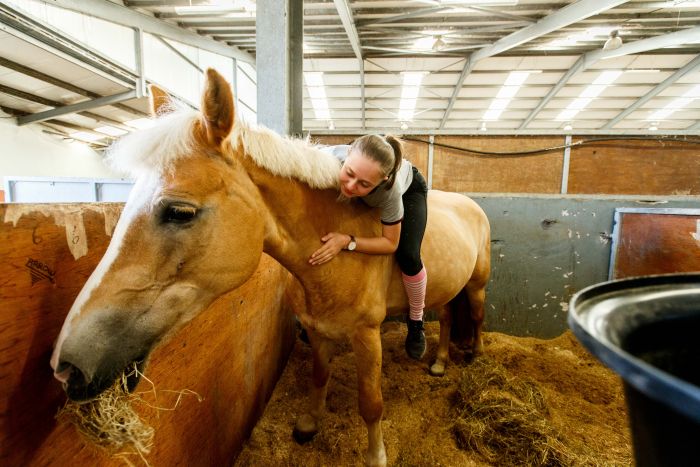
[57,363,202,465]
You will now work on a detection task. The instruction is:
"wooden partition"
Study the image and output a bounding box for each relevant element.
[312,134,700,196]
[0,203,298,466]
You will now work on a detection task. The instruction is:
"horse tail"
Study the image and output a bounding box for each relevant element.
[450,209,491,351]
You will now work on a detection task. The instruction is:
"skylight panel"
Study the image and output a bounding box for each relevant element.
[398,72,427,122]
[304,72,331,121]
[482,70,538,121]
[556,71,622,120]
[647,83,700,121]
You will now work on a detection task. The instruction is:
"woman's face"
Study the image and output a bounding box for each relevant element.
[339,149,388,198]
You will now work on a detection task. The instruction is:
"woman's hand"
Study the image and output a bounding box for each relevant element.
[309,232,350,266]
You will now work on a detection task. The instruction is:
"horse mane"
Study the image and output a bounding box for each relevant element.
[107,106,340,190]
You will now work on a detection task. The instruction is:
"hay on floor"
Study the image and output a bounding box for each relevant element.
[452,355,589,466]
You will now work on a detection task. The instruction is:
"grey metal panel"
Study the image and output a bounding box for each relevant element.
[256,0,303,136]
[469,194,700,338]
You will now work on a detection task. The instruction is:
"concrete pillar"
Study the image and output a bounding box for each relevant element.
[256,0,303,137]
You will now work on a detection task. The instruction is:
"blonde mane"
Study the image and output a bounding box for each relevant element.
[107,107,340,190]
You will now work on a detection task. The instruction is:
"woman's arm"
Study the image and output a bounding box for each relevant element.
[308,222,401,266]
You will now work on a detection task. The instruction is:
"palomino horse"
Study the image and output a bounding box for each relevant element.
[50,69,490,466]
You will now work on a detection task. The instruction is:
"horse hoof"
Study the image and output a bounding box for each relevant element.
[292,427,316,444]
[429,361,445,377]
[293,414,318,444]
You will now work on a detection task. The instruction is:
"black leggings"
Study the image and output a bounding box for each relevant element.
[394,166,428,276]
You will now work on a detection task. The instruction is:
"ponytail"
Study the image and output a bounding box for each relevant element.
[383,135,403,190]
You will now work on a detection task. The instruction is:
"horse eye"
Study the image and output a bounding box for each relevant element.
[162,204,197,224]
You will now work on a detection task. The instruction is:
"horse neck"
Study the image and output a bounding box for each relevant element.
[241,157,343,277]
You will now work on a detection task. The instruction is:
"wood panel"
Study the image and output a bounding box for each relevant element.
[310,134,429,176]
[568,139,700,195]
[432,136,564,193]
[0,203,297,466]
[612,210,700,279]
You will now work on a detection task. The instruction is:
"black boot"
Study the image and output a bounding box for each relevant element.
[405,319,426,360]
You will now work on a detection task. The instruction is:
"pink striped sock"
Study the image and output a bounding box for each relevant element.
[402,267,427,321]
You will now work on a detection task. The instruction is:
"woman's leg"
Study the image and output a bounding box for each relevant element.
[396,168,428,359]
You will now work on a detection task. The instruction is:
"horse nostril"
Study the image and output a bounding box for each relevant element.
[54,360,75,384]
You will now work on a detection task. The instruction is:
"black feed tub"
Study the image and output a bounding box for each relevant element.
[568,273,700,467]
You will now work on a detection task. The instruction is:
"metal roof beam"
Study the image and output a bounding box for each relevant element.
[333,0,363,60]
[37,0,254,63]
[357,6,452,27]
[0,57,146,117]
[439,0,627,129]
[17,90,138,126]
[333,0,364,129]
[603,54,700,129]
[520,26,700,129]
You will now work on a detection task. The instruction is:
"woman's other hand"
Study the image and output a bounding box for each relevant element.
[309,232,350,265]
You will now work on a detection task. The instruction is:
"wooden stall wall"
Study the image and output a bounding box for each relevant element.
[0,204,298,466]
[568,139,700,196]
[432,136,565,193]
[312,135,700,196]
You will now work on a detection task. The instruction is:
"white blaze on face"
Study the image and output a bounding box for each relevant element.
[50,174,160,377]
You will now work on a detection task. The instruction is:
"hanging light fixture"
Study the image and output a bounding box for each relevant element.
[603,30,623,50]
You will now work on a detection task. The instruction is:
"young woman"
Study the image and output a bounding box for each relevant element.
[309,135,429,360]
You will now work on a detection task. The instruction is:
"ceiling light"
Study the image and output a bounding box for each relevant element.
[556,71,622,120]
[603,30,623,51]
[649,124,658,131]
[480,122,487,131]
[482,70,537,122]
[125,118,155,130]
[563,123,573,131]
[398,72,427,121]
[400,122,409,131]
[647,83,700,121]
[69,131,104,143]
[432,36,446,51]
[328,121,335,130]
[440,0,519,5]
[304,72,331,120]
[95,125,128,137]
[414,36,437,51]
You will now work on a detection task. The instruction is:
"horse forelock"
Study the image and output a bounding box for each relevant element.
[106,109,200,178]
[107,106,341,190]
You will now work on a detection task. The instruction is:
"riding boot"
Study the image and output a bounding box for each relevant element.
[405,318,426,360]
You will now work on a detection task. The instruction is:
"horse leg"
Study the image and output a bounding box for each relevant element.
[465,282,486,356]
[293,331,334,443]
[351,325,387,467]
[429,304,451,377]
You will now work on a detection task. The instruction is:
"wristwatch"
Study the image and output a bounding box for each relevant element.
[347,235,357,251]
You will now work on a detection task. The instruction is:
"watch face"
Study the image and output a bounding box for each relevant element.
[348,241,357,251]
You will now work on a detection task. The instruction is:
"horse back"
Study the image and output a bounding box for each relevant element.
[386,190,490,313]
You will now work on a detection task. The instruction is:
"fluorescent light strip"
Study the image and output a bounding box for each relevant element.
[482,71,536,121]
[125,118,155,130]
[304,72,331,120]
[95,125,128,137]
[648,83,700,121]
[398,72,426,121]
[556,70,622,121]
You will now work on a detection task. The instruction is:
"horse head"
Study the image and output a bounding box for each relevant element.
[50,70,266,400]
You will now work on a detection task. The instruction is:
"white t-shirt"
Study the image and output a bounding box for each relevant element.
[322,145,413,224]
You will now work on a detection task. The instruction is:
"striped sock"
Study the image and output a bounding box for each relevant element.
[402,266,427,321]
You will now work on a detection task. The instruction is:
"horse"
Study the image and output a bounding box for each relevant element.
[49,69,491,467]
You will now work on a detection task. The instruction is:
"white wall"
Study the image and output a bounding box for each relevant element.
[0,116,123,183]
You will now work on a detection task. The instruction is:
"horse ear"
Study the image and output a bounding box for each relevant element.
[201,68,235,146]
[149,85,171,116]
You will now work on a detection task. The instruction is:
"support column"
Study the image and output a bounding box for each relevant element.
[256,0,303,137]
